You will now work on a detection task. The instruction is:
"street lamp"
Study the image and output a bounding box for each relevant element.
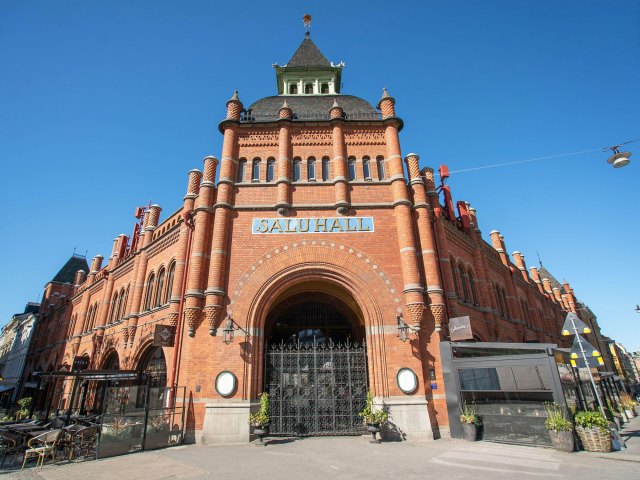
[606,146,632,168]
[397,314,419,342]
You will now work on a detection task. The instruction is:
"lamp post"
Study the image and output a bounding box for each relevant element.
[606,146,632,168]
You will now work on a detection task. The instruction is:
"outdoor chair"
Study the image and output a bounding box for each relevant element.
[21,429,62,470]
[67,426,99,461]
[0,433,22,467]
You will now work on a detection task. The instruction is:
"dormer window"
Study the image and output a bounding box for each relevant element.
[305,83,314,94]
[289,84,298,95]
[320,83,329,94]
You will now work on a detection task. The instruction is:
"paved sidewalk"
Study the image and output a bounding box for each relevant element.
[5,418,640,480]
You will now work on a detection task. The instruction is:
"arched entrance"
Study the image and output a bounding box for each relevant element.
[264,286,368,436]
[137,346,168,409]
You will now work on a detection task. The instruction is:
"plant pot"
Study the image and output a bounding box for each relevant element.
[548,430,575,452]
[625,409,634,419]
[461,423,477,442]
[576,426,611,452]
[366,423,381,443]
[635,405,640,416]
[612,417,621,430]
[252,424,269,446]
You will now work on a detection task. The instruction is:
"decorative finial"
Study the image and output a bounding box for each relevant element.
[303,14,312,37]
[230,90,239,102]
[331,99,340,108]
[381,87,390,99]
[282,99,289,109]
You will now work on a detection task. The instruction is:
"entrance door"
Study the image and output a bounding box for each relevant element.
[264,295,368,436]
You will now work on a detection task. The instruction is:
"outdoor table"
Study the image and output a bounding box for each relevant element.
[63,424,84,433]
[25,430,51,438]
[6,425,42,433]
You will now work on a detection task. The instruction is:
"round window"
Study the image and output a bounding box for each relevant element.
[397,368,418,394]
[215,371,237,397]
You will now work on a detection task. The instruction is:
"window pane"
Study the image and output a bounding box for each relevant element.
[305,84,313,94]
[252,161,260,181]
[308,159,315,179]
[377,158,385,180]
[267,160,275,182]
[322,158,330,181]
[237,160,246,183]
[348,160,356,180]
[363,159,370,179]
[293,161,301,181]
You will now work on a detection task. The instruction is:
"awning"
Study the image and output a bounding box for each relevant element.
[0,385,15,393]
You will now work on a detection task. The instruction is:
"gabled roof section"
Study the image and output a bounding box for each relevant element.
[286,37,331,68]
[51,255,89,284]
[538,266,565,293]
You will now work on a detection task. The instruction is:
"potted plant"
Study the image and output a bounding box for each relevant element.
[574,410,611,452]
[359,390,389,444]
[543,403,574,452]
[15,397,32,420]
[248,393,270,446]
[619,393,637,419]
[460,402,481,442]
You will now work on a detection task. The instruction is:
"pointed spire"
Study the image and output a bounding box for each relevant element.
[282,99,289,109]
[229,90,240,102]
[278,99,293,120]
[331,99,340,108]
[329,98,343,119]
[376,87,396,116]
[381,88,390,99]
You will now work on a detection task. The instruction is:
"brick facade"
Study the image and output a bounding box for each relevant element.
[23,33,592,442]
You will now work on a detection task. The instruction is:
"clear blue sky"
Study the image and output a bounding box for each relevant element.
[1,1,638,351]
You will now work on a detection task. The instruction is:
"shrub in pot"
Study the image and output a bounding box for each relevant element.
[249,393,270,446]
[574,410,611,453]
[460,402,481,442]
[359,390,389,444]
[543,403,574,452]
[620,393,637,418]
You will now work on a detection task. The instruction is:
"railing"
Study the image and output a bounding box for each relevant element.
[239,110,382,123]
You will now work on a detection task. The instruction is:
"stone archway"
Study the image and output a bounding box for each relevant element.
[229,242,400,401]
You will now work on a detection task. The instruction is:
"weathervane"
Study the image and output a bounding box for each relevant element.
[303,14,312,37]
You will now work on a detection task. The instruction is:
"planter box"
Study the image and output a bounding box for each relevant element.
[548,430,574,452]
[461,423,477,442]
[576,426,611,453]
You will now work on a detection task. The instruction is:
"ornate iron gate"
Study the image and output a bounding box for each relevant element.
[265,341,368,436]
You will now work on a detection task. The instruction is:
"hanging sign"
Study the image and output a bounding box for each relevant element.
[449,316,473,341]
[561,312,591,336]
[570,335,604,368]
[252,217,374,234]
[153,324,176,347]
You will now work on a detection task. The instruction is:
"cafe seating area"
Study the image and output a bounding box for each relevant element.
[0,414,101,470]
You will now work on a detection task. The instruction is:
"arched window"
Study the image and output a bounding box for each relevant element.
[155,268,166,308]
[468,268,479,305]
[376,156,386,180]
[69,314,77,337]
[521,300,530,327]
[322,157,330,181]
[320,83,329,94]
[237,159,247,183]
[450,257,460,297]
[144,273,156,311]
[266,158,275,182]
[458,263,469,302]
[252,159,260,182]
[307,157,316,181]
[164,264,175,304]
[502,287,511,318]
[85,305,94,333]
[494,284,503,317]
[110,292,119,323]
[363,156,371,180]
[121,285,130,318]
[348,157,357,181]
[289,84,298,94]
[115,288,125,322]
[304,83,313,94]
[89,303,98,331]
[293,158,301,182]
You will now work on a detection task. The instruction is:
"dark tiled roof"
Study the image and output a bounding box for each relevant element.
[286,37,331,68]
[23,303,40,315]
[538,266,565,293]
[51,255,89,284]
[247,95,377,119]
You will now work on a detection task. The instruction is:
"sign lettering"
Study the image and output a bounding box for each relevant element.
[252,217,374,234]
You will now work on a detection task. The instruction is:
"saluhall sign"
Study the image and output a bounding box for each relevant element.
[252,217,374,234]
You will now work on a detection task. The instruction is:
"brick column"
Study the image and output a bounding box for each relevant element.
[379,91,424,330]
[275,101,292,215]
[330,100,350,214]
[422,167,458,323]
[127,204,161,346]
[405,154,444,332]
[203,93,241,337]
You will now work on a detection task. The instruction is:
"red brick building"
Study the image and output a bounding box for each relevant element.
[23,31,589,443]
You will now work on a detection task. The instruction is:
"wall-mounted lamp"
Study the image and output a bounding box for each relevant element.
[397,314,418,342]
[222,316,246,345]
